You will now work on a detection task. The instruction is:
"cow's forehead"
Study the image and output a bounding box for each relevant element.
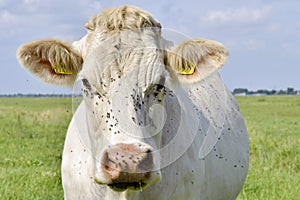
[77,6,169,95]
[79,38,167,95]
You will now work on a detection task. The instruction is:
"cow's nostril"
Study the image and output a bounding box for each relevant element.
[102,152,121,180]
[137,151,153,173]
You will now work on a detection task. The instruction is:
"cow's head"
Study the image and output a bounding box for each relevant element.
[17,5,228,192]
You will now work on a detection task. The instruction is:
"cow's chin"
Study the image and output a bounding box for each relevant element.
[107,182,148,192]
[95,172,161,192]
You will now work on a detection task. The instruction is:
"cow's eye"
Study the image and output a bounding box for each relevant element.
[81,78,100,99]
[82,78,92,90]
[145,84,164,94]
[152,84,165,97]
[144,84,166,102]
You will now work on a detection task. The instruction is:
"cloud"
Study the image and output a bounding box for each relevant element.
[282,42,300,56]
[0,0,106,40]
[0,10,17,24]
[23,0,41,6]
[243,39,266,51]
[0,0,7,7]
[88,1,102,13]
[204,6,273,26]
[266,23,282,33]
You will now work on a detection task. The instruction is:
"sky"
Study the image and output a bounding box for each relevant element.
[0,0,299,94]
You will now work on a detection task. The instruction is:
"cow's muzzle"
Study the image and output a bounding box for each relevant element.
[101,143,154,191]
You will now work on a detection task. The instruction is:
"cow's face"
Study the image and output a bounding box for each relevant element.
[79,46,167,190]
[16,5,229,192]
[72,7,165,190]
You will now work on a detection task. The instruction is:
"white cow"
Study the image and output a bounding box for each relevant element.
[17,5,249,200]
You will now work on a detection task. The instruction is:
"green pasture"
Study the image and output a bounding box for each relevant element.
[237,96,300,200]
[0,96,299,199]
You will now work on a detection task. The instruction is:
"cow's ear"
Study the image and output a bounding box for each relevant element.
[165,39,229,84]
[17,39,83,85]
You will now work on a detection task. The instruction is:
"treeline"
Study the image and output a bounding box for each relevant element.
[233,87,300,96]
[1,88,300,97]
[0,93,75,98]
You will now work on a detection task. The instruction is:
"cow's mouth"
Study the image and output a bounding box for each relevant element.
[108,182,147,192]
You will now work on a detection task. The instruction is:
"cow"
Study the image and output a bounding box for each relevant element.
[17,5,249,200]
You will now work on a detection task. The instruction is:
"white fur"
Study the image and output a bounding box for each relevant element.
[62,73,249,200]
[17,5,249,200]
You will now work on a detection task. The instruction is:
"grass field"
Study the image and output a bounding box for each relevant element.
[0,96,299,199]
[236,96,300,200]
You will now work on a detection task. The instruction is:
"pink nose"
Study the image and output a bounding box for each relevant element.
[101,144,154,187]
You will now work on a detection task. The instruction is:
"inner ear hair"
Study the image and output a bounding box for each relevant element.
[17,39,83,85]
[165,39,229,84]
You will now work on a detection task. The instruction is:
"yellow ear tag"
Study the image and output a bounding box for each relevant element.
[178,64,195,75]
[53,65,73,75]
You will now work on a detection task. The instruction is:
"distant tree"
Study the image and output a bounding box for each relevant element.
[278,90,286,95]
[233,88,248,95]
[270,90,277,95]
[287,88,295,95]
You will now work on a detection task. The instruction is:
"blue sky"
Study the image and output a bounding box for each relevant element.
[1,0,299,94]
